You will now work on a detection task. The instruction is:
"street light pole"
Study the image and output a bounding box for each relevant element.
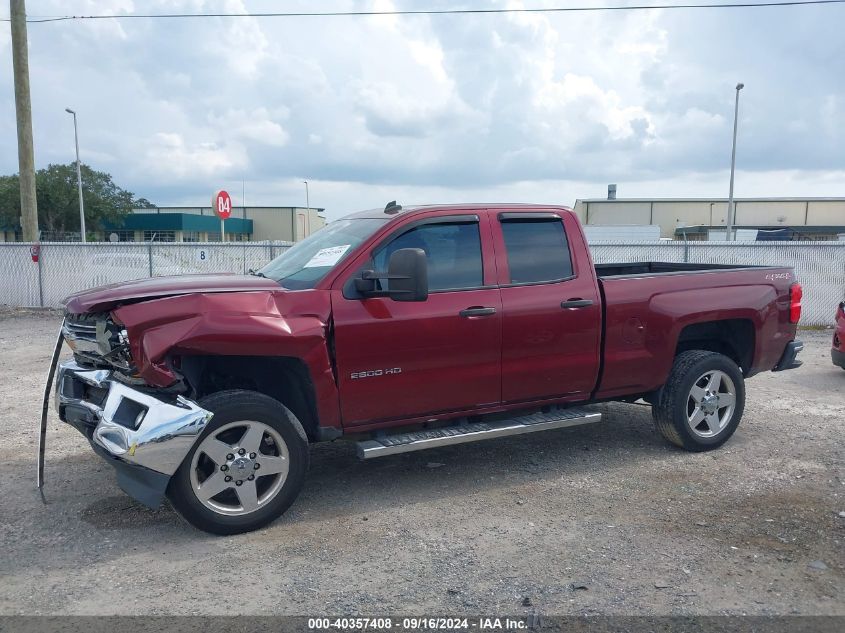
[725,82,744,241]
[65,108,86,242]
[303,180,311,237]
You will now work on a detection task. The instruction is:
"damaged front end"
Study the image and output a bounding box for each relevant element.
[39,316,213,508]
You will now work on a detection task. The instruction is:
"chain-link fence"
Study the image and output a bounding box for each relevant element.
[1,240,843,325]
[589,241,845,326]
[0,242,293,310]
[0,244,42,308]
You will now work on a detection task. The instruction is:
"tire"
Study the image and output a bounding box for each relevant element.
[167,389,309,535]
[652,350,745,452]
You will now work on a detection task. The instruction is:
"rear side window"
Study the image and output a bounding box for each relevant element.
[500,218,573,284]
[373,221,483,291]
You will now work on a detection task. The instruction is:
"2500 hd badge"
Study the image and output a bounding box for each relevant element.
[350,367,403,380]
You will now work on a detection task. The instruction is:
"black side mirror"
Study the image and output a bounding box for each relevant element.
[353,248,428,301]
[387,248,428,302]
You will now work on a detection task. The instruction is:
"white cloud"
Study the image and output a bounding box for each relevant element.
[142,132,248,181]
[208,107,289,147]
[204,0,269,79]
[0,0,842,214]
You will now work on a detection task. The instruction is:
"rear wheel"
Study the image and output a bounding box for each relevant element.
[652,350,745,451]
[167,390,309,535]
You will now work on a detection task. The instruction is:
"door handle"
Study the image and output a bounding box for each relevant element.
[560,299,594,309]
[460,306,497,317]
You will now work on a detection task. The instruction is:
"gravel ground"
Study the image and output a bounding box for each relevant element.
[0,309,842,616]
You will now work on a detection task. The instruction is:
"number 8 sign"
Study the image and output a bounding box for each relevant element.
[213,190,232,220]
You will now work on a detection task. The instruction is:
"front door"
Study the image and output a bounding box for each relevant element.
[332,213,502,426]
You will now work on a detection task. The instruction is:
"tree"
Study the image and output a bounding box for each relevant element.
[0,175,20,231]
[0,163,154,237]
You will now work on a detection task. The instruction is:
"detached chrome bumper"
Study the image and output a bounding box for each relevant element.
[55,360,213,476]
[41,355,213,508]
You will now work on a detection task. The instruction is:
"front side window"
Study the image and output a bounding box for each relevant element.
[373,221,483,291]
[500,218,573,284]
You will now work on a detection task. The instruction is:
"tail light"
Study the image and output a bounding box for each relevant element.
[789,283,802,324]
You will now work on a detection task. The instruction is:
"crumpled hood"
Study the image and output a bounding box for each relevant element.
[63,273,280,313]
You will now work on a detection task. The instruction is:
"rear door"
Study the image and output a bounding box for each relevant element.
[331,212,502,426]
[492,210,601,403]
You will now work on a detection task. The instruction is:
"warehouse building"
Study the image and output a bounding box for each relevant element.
[103,206,326,242]
[1,205,327,243]
[573,195,845,240]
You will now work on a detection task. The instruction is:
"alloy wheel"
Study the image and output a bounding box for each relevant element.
[686,369,737,438]
[189,420,290,516]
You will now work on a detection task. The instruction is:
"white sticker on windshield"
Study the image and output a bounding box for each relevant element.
[303,245,351,268]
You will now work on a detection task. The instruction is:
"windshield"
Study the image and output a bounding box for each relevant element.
[259,217,388,289]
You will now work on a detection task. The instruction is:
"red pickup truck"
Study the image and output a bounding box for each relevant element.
[42,203,804,534]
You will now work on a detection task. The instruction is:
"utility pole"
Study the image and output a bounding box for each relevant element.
[725,82,744,241]
[65,108,86,242]
[11,0,39,241]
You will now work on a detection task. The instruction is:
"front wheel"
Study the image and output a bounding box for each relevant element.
[167,390,309,535]
[652,350,746,451]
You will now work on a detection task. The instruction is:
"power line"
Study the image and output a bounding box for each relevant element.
[2,0,844,23]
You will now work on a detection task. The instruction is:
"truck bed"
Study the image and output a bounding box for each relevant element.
[593,261,796,400]
[595,261,768,278]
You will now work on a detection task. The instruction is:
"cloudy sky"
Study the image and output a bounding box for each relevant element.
[1,0,843,220]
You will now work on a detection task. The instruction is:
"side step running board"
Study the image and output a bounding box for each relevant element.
[356,407,601,459]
